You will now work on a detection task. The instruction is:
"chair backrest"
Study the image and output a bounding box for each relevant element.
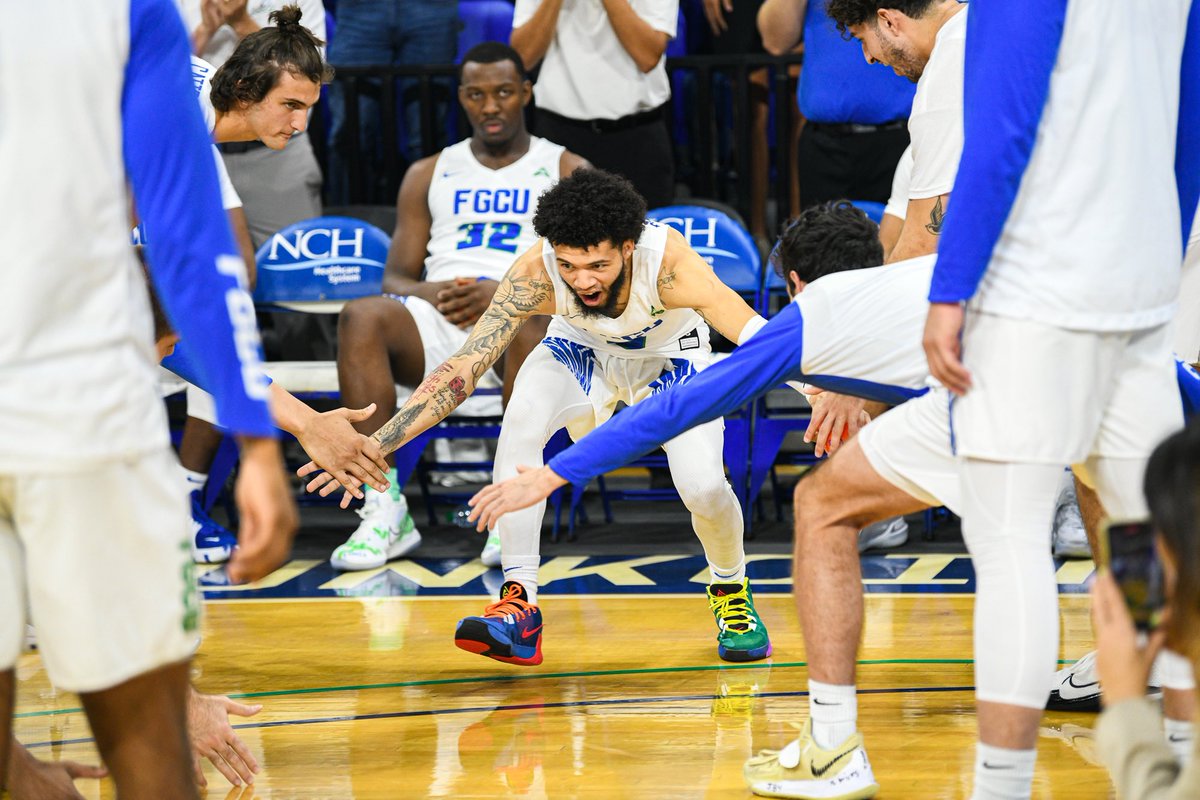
[457,0,516,61]
[647,204,763,307]
[254,215,389,311]
[666,8,688,58]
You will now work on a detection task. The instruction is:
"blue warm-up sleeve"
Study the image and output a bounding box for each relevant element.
[928,0,1069,304]
[548,303,808,485]
[122,0,274,437]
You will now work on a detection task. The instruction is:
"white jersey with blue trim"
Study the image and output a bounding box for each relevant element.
[425,136,564,283]
[190,55,241,211]
[933,0,1195,330]
[543,221,710,358]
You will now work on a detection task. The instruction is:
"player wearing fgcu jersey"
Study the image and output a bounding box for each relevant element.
[914,1,1199,798]
[0,0,297,796]
[306,168,773,666]
[466,201,1200,798]
[332,42,588,572]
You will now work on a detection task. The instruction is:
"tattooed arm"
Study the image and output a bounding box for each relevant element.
[298,245,556,501]
[887,192,951,264]
[656,227,761,343]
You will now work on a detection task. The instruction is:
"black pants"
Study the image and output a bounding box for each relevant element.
[797,123,910,209]
[533,108,676,210]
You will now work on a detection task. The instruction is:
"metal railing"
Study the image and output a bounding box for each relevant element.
[309,54,805,228]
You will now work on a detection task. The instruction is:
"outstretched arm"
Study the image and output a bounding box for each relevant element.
[300,247,556,503]
[468,303,808,529]
[657,228,764,343]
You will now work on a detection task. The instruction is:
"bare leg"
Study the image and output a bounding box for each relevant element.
[337,296,429,448]
[501,315,550,408]
[178,417,224,474]
[0,669,12,790]
[79,660,197,800]
[793,438,928,684]
[1073,473,1104,557]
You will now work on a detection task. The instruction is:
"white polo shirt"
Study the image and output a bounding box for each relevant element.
[907,4,966,200]
[514,0,677,121]
[175,0,327,67]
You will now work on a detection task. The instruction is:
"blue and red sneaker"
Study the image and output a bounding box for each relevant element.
[455,581,543,666]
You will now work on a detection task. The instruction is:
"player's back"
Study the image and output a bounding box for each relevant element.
[425,136,564,283]
[975,0,1193,331]
[0,0,167,469]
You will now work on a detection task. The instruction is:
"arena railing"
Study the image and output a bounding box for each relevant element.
[309,54,805,231]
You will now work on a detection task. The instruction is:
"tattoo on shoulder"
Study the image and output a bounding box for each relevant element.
[925,196,946,236]
[657,267,678,294]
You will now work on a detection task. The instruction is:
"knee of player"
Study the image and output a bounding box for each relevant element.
[338,296,398,342]
[792,476,857,531]
[674,475,735,513]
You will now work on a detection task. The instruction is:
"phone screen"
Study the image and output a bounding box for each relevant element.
[1104,520,1165,632]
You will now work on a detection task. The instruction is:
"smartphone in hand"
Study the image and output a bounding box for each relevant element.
[1098,519,1165,631]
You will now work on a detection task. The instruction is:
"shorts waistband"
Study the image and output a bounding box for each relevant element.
[807,119,907,135]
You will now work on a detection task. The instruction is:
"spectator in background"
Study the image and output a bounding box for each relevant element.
[702,0,771,244]
[757,0,913,209]
[512,0,679,209]
[1095,421,1200,796]
[177,0,327,245]
[326,0,460,203]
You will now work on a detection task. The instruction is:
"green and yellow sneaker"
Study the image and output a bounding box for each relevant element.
[330,478,421,571]
[707,578,772,662]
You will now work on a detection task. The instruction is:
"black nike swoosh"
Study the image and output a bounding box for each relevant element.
[811,746,856,777]
[1066,674,1100,690]
[982,762,1013,770]
[1168,734,1192,743]
[811,699,841,706]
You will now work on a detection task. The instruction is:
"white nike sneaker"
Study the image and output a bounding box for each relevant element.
[1047,652,1105,711]
[1051,481,1090,558]
[857,517,908,553]
[330,490,421,571]
[480,530,502,568]
[744,720,879,799]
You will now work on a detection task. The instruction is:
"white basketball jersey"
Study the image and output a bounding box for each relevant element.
[190,56,240,210]
[543,221,710,357]
[425,136,564,283]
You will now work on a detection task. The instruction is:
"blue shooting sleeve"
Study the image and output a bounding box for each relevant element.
[549,304,808,485]
[122,0,274,437]
[928,0,1069,304]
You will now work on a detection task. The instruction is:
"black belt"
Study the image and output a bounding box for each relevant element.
[808,119,907,135]
[538,104,667,134]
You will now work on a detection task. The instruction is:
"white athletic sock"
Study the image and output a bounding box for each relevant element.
[183,469,207,496]
[1165,718,1195,764]
[501,555,540,604]
[972,743,1036,800]
[809,679,857,750]
[709,559,746,585]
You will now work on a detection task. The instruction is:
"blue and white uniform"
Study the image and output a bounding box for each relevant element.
[0,0,272,692]
[191,55,243,212]
[494,222,747,588]
[397,136,563,416]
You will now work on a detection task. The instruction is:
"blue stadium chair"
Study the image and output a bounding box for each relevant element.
[457,0,516,61]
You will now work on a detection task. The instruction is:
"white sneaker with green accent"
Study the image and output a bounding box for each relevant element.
[330,490,421,571]
[480,530,502,568]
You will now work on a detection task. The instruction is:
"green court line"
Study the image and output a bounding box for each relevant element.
[14,657,1072,720]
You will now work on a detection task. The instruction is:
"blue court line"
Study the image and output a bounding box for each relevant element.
[20,684,974,751]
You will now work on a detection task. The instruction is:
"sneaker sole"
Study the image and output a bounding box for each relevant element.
[455,619,543,666]
[748,779,879,800]
[1045,691,1101,712]
[719,641,773,662]
[193,547,233,564]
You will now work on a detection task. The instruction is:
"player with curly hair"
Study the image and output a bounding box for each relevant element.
[303,168,773,666]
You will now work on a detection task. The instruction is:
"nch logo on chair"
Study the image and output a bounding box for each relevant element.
[255,216,389,305]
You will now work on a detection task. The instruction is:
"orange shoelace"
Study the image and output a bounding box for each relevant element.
[483,587,536,620]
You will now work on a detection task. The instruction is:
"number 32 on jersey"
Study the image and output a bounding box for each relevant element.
[457,222,521,254]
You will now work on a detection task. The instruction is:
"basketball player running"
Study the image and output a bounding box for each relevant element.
[305,169,773,666]
[467,200,1200,798]
[0,1,297,797]
[331,42,588,572]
